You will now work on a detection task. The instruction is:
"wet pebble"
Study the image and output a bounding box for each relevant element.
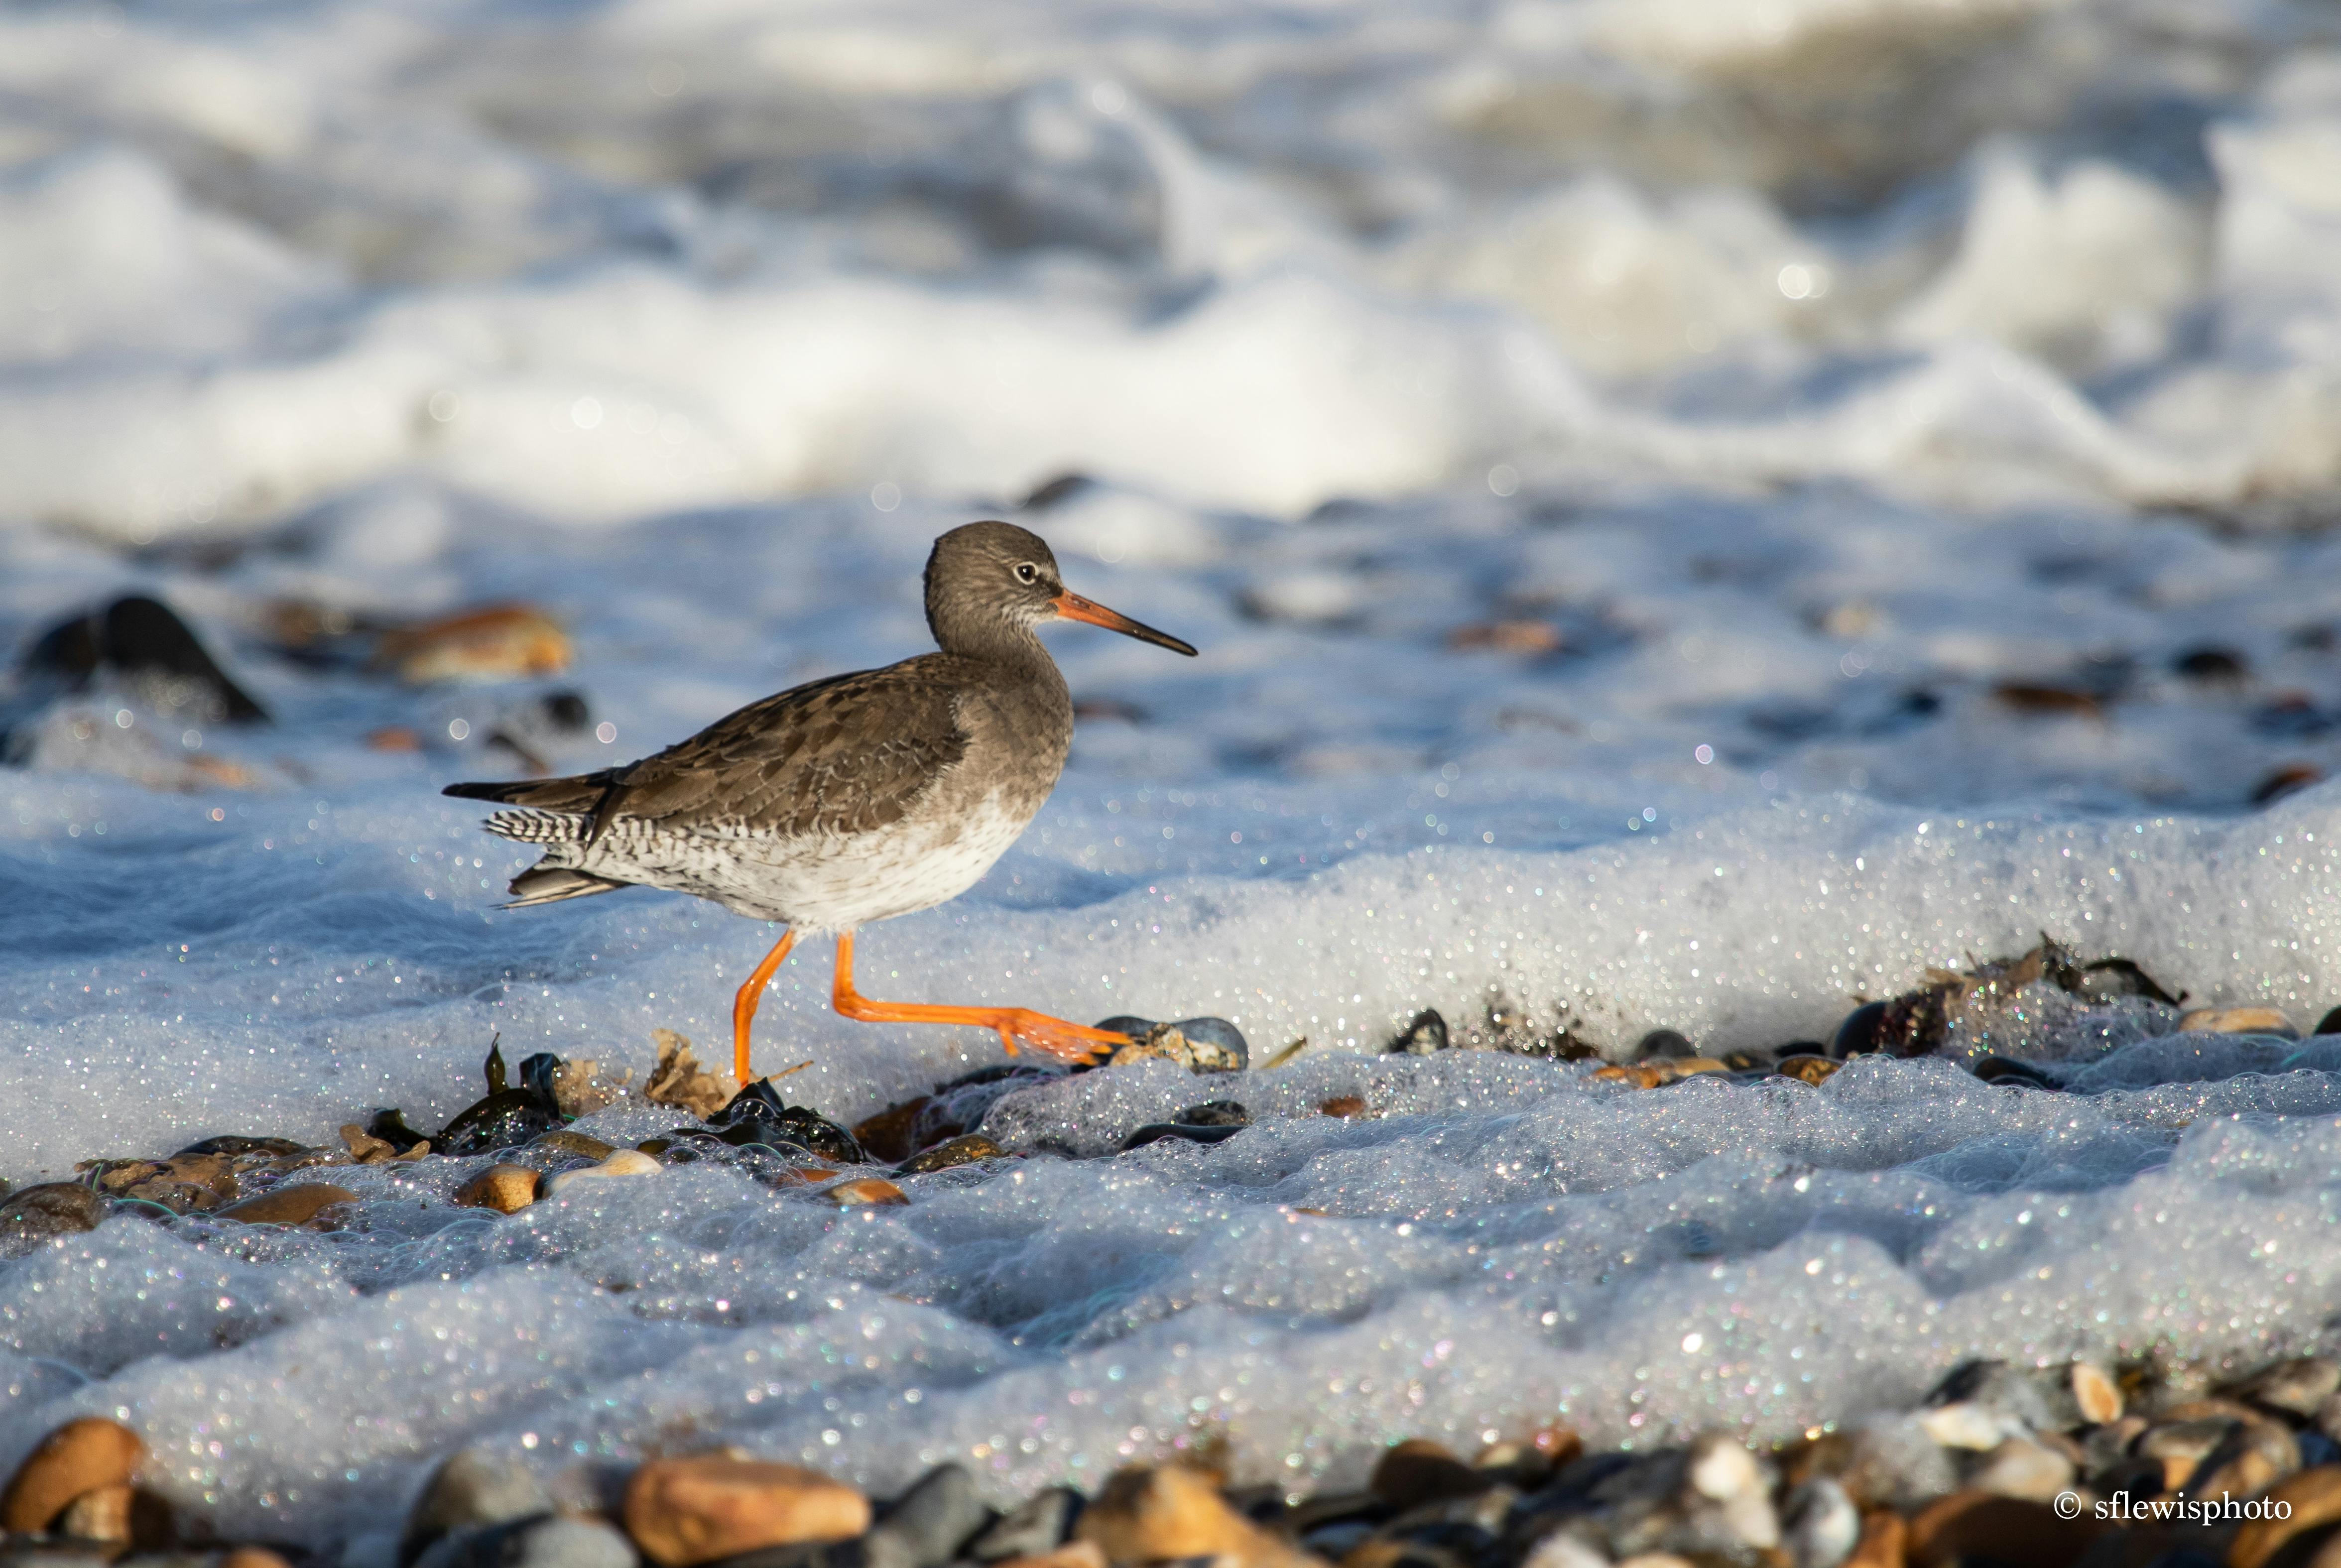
[825,1178,908,1207]
[713,1082,865,1164]
[1075,1466,1309,1568]
[623,1457,869,1568]
[215,1183,359,1227]
[1776,1056,1839,1086]
[893,1134,1002,1176]
[543,1150,661,1197]
[970,1489,1082,1563]
[1092,1017,1247,1072]
[401,1449,553,1567]
[531,1129,617,1163]
[2242,1357,2341,1419]
[2179,1004,2299,1037]
[1,1418,144,1534]
[1632,1029,1696,1062]
[0,1182,104,1248]
[864,1464,988,1568]
[372,603,571,684]
[452,1165,541,1213]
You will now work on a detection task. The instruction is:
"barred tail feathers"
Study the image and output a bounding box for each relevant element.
[481,808,588,845]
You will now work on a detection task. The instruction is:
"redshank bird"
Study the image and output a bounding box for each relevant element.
[444,521,1196,1083]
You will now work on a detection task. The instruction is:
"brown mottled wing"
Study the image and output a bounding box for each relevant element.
[444,656,969,841]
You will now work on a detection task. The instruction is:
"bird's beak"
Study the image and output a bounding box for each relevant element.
[1051,592,1198,656]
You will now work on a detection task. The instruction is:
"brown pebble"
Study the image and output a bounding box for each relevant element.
[1992,682,2104,719]
[223,1551,295,1568]
[341,1124,398,1164]
[1905,1491,2100,1568]
[453,1164,541,1213]
[1,1417,144,1533]
[2255,763,2324,807]
[824,1178,908,1208]
[1594,1060,1722,1087]
[373,603,571,684]
[895,1134,1002,1175]
[1369,1439,1490,1510]
[2231,1464,2341,1568]
[2177,1006,2299,1039]
[1446,621,1563,655]
[1846,1510,1906,1568]
[850,1097,933,1164]
[1778,1055,1840,1086]
[0,1181,105,1243]
[1319,1096,1367,1119]
[366,726,424,752]
[2072,1361,2123,1425]
[622,1456,870,1568]
[1076,1465,1312,1568]
[214,1183,358,1227]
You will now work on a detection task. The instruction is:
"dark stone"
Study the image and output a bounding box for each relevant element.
[1121,1122,1243,1151]
[0,1183,104,1248]
[436,1091,563,1157]
[2318,1006,2341,1036]
[1387,1010,1449,1055]
[2173,645,2248,682]
[1095,1015,1157,1038]
[712,1081,866,1164]
[1021,474,1095,511]
[1171,1101,1250,1127]
[171,1135,305,1158]
[401,1448,553,1567]
[969,1488,1082,1562]
[1719,1047,1776,1071]
[367,1108,432,1152]
[866,1464,988,1568]
[1773,1040,1827,1057]
[1830,1000,1890,1059]
[2078,958,2182,1006]
[1971,1056,2059,1089]
[540,691,591,731]
[517,1053,561,1100]
[20,594,269,724]
[1633,1029,1696,1062]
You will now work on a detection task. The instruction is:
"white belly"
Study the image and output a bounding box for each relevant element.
[592,791,1035,930]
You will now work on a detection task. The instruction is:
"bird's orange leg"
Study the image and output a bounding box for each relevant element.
[732,928,798,1085]
[829,929,1130,1063]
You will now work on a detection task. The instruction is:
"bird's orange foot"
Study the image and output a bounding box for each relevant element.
[992,1010,1130,1064]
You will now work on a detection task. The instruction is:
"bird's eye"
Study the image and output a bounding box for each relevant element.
[1015,563,1039,583]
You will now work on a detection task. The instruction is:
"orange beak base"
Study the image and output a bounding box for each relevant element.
[1051,592,1198,656]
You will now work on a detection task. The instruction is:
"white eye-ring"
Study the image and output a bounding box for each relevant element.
[1014,563,1039,583]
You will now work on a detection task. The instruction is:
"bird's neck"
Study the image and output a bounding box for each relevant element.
[932,613,1055,675]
